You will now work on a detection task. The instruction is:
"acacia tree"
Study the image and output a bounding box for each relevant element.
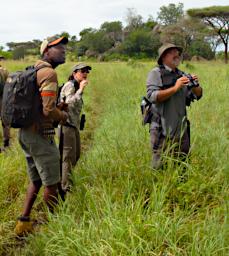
[187,6,229,63]
[206,33,222,58]
[160,17,209,58]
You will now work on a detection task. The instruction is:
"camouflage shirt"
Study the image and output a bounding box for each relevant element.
[0,65,9,113]
[0,65,9,95]
[60,80,83,129]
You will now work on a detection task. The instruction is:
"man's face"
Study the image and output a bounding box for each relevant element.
[163,48,181,68]
[74,68,90,82]
[46,43,66,64]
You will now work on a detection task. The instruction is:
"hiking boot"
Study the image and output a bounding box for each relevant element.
[3,139,9,148]
[58,183,66,202]
[14,216,33,236]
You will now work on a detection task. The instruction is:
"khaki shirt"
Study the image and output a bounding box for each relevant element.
[0,65,9,113]
[35,60,67,130]
[147,65,188,138]
[0,65,9,85]
[60,80,83,129]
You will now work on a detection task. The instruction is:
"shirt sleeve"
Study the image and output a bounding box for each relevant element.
[146,68,162,103]
[38,68,66,122]
[0,68,9,84]
[61,82,83,104]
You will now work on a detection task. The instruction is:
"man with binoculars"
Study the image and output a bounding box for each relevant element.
[146,43,203,169]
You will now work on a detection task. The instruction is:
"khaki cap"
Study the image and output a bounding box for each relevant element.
[72,63,92,73]
[157,43,183,65]
[40,35,68,55]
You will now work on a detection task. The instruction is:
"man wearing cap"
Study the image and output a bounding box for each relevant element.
[15,36,69,236]
[59,62,91,194]
[146,43,203,169]
[0,63,10,151]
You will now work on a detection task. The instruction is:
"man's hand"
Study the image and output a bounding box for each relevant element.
[190,74,202,97]
[157,76,189,103]
[174,76,190,91]
[59,111,68,125]
[191,74,199,84]
[57,102,68,112]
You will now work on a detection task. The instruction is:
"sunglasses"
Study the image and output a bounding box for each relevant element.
[80,68,90,74]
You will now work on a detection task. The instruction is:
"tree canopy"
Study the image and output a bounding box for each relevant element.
[125,8,143,31]
[157,3,184,25]
[187,6,229,18]
[2,5,228,61]
[187,6,229,63]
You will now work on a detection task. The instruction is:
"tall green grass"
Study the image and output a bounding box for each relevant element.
[0,61,228,255]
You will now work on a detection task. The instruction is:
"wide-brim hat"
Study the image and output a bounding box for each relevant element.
[157,43,183,65]
[72,63,92,73]
[40,36,68,55]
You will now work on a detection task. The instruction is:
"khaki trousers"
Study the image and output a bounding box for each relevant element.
[61,126,80,192]
[150,128,190,169]
[0,97,10,145]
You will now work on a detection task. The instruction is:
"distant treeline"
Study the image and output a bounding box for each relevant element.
[1,3,229,62]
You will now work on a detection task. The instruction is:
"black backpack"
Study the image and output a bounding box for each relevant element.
[0,81,4,97]
[140,96,153,125]
[57,83,64,104]
[1,65,45,128]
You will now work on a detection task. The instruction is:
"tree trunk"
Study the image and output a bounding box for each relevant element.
[224,43,228,64]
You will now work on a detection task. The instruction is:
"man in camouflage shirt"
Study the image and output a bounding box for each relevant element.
[0,63,10,150]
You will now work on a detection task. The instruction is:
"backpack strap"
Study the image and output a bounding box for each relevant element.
[35,64,51,72]
[72,79,80,92]
[158,65,183,89]
[25,64,49,72]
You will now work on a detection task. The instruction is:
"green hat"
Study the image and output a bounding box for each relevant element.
[157,43,183,65]
[40,35,68,55]
[72,63,92,73]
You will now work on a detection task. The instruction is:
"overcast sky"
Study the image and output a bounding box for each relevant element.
[0,0,228,48]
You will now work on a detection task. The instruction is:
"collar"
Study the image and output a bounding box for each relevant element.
[35,60,52,68]
[162,64,181,75]
[164,64,173,72]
